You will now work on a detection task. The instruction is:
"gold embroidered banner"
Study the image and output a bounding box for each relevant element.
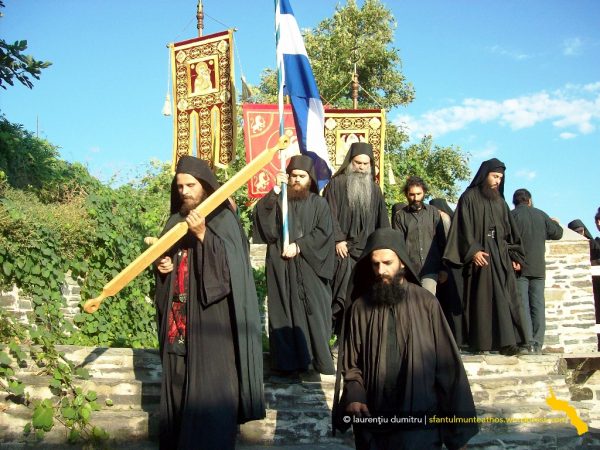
[323,108,386,188]
[170,30,236,170]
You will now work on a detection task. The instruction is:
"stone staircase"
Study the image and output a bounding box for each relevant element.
[1,346,600,449]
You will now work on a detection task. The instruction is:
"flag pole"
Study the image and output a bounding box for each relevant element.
[275,0,290,248]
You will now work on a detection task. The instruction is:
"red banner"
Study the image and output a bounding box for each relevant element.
[242,104,301,198]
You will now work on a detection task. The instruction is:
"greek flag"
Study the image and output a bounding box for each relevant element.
[276,0,332,190]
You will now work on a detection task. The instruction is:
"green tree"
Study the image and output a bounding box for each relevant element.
[0,116,99,202]
[257,0,414,110]
[0,1,52,90]
[386,135,471,206]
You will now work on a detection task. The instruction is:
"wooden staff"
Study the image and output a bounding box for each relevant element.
[83,135,289,313]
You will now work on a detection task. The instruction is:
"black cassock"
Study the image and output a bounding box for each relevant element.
[340,285,478,450]
[154,207,265,450]
[332,228,478,450]
[323,173,390,333]
[253,190,335,374]
[443,187,527,351]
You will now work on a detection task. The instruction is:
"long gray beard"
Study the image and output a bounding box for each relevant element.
[345,167,372,218]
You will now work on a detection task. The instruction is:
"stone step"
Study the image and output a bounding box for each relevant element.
[469,373,571,404]
[0,407,159,444]
[2,374,341,412]
[2,399,598,448]
[5,370,575,417]
[3,346,599,448]
[4,373,161,410]
[462,354,563,379]
[0,405,350,447]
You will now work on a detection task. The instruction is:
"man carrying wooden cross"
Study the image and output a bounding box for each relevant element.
[154,156,264,450]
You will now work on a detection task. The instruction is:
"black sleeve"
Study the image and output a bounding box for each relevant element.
[198,228,231,306]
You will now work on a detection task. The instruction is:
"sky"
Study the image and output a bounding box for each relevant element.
[2,0,599,233]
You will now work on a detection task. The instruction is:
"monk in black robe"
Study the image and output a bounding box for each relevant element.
[332,228,478,450]
[253,155,335,379]
[568,218,600,263]
[443,158,527,355]
[323,142,390,335]
[429,198,466,347]
[154,156,265,450]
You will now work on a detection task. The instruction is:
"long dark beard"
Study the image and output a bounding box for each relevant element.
[179,192,207,215]
[287,183,310,201]
[408,201,423,211]
[345,167,372,217]
[371,271,407,306]
[480,184,501,201]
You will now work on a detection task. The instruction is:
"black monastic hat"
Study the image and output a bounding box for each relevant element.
[286,154,318,193]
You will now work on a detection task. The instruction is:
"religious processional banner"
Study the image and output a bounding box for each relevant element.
[243,105,386,197]
[242,104,300,198]
[323,108,386,188]
[170,30,236,171]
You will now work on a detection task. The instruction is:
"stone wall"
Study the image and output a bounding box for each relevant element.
[2,233,598,354]
[0,272,82,324]
[544,228,598,354]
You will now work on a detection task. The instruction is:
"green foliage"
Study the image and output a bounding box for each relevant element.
[0,117,170,348]
[0,116,99,201]
[0,1,52,90]
[0,310,109,446]
[305,0,414,109]
[386,135,471,207]
[71,177,166,348]
[252,266,267,312]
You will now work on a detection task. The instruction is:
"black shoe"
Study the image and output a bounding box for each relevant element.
[532,343,542,355]
[517,345,533,355]
[500,345,519,356]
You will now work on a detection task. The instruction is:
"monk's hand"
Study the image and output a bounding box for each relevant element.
[186,210,206,242]
[156,256,173,274]
[276,171,288,186]
[346,401,371,418]
[473,250,489,267]
[438,270,448,284]
[512,261,521,271]
[282,243,300,259]
[336,241,349,258]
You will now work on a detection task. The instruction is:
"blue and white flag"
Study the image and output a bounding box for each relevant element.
[276,0,332,190]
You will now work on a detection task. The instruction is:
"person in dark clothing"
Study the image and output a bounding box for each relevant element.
[429,198,455,223]
[429,198,466,347]
[154,156,265,450]
[568,218,600,263]
[443,158,527,355]
[390,202,407,223]
[392,176,447,294]
[253,155,335,380]
[333,229,478,450]
[511,189,563,354]
[324,142,390,335]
